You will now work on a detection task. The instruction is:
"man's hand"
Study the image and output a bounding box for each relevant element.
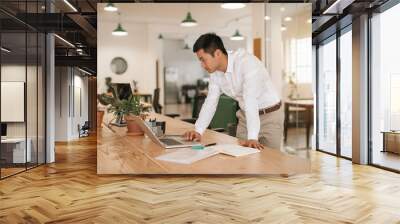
[238,139,265,150]
[183,130,202,142]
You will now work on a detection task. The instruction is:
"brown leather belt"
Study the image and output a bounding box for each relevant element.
[259,101,281,115]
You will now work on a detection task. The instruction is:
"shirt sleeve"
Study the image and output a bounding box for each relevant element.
[241,57,264,140]
[194,77,221,135]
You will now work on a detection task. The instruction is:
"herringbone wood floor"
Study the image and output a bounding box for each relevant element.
[1,135,400,224]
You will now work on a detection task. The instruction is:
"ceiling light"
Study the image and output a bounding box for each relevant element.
[1,47,11,53]
[76,48,83,52]
[264,16,271,21]
[181,12,198,27]
[280,7,285,12]
[63,0,78,12]
[281,26,287,31]
[284,17,292,22]
[54,34,75,48]
[112,23,128,36]
[230,29,245,41]
[221,3,246,10]
[104,3,118,12]
[112,12,128,36]
[307,18,312,24]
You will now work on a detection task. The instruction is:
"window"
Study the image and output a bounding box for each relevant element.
[288,38,312,84]
[370,3,400,171]
[317,36,337,154]
[340,28,352,158]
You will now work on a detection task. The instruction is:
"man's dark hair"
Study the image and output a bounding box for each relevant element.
[193,33,227,56]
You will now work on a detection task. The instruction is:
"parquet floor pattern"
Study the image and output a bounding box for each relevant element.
[1,135,400,224]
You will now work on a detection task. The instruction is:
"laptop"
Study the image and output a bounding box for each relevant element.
[132,117,201,149]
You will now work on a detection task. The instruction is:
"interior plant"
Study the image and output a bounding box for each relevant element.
[98,78,149,134]
[96,77,115,128]
[112,95,150,135]
[97,79,125,126]
[285,72,298,100]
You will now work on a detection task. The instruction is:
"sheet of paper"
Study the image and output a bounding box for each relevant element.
[156,148,220,164]
[208,144,260,157]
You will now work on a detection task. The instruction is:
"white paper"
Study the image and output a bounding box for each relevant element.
[208,144,260,157]
[156,148,220,164]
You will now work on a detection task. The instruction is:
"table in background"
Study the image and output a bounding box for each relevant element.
[284,99,314,149]
[381,131,400,154]
[1,138,32,166]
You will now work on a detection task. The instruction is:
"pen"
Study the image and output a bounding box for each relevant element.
[204,143,216,147]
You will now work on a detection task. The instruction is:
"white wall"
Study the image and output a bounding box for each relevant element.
[72,74,89,138]
[55,67,69,141]
[1,64,46,163]
[54,67,89,141]
[1,65,35,137]
[97,21,156,98]
[162,39,205,104]
[163,39,204,84]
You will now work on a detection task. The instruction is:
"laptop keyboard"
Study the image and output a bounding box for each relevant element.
[159,138,183,145]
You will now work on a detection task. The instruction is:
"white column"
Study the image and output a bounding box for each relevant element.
[352,14,369,164]
[266,4,283,98]
[46,32,55,163]
[251,4,264,59]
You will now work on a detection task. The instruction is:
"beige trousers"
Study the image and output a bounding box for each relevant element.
[236,108,284,150]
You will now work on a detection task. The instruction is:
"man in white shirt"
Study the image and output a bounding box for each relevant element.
[183,33,283,150]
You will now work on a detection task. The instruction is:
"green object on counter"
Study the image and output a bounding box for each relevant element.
[191,145,205,150]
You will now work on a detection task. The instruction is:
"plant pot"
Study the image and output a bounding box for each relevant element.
[126,115,144,136]
[97,111,105,128]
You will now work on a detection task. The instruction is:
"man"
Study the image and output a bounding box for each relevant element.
[183,33,283,150]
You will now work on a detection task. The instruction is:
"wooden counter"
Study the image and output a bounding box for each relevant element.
[97,114,311,175]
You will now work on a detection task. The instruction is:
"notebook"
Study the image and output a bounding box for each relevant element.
[155,144,259,164]
[209,144,260,157]
[155,148,220,164]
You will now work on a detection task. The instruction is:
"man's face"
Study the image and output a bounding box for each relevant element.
[196,49,220,73]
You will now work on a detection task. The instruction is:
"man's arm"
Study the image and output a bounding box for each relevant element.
[242,70,263,140]
[241,68,266,149]
[194,79,221,135]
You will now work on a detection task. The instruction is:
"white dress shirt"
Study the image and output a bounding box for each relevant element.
[194,48,280,140]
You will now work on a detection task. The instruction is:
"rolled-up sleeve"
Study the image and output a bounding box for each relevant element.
[194,77,221,135]
[242,58,263,140]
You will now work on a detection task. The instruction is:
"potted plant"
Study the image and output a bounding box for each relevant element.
[114,95,150,135]
[98,78,126,126]
[98,77,149,134]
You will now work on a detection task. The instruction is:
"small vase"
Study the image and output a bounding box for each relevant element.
[97,111,105,128]
[125,115,144,136]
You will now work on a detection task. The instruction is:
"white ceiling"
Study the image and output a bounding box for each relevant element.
[98,3,310,40]
[99,3,252,28]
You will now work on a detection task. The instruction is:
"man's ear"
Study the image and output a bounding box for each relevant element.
[214,49,221,57]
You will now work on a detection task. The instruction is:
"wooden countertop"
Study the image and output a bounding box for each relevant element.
[97,114,311,175]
